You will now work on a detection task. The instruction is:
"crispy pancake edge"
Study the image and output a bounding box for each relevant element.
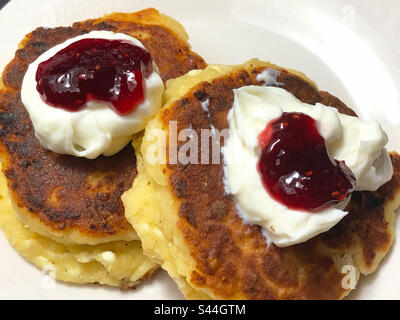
[0,162,159,287]
[123,59,400,299]
[0,8,207,245]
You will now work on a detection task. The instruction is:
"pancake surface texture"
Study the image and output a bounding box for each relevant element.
[0,163,157,287]
[123,59,400,299]
[0,8,205,287]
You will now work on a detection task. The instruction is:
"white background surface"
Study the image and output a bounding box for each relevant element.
[0,0,399,299]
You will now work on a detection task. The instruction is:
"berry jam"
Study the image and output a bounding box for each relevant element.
[257,112,356,212]
[35,38,153,115]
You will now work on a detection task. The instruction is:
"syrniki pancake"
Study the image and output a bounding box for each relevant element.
[0,165,157,288]
[122,59,400,299]
[0,8,206,287]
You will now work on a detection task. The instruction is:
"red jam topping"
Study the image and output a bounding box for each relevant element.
[35,38,153,115]
[257,112,356,212]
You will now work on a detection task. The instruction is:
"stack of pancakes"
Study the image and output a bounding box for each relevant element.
[0,8,206,288]
[123,60,400,298]
[1,8,399,299]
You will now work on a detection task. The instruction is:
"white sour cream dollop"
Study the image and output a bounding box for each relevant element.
[21,31,164,159]
[223,84,392,247]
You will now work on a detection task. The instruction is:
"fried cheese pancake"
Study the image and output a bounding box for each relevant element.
[122,60,400,299]
[0,8,205,287]
[0,162,158,287]
[0,8,206,245]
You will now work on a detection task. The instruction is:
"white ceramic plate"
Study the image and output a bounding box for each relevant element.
[0,0,399,300]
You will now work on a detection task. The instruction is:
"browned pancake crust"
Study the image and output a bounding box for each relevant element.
[0,9,206,239]
[160,66,400,299]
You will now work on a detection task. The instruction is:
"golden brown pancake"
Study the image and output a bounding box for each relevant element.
[0,8,206,245]
[0,162,158,288]
[123,60,400,299]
